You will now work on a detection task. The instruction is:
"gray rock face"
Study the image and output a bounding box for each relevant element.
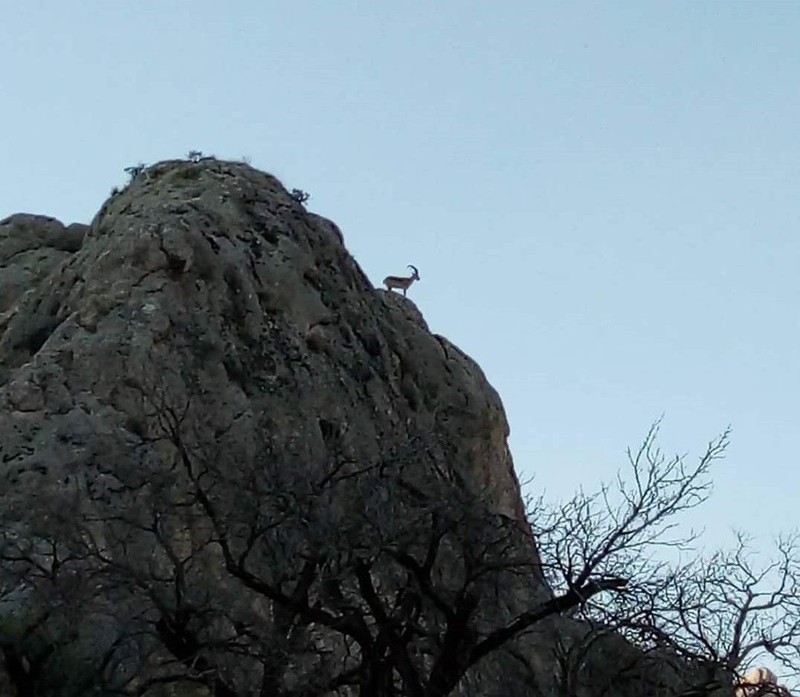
[0,215,85,310]
[0,214,86,340]
[0,161,526,522]
[0,160,541,695]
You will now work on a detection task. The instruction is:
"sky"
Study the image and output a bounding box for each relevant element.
[2,0,799,669]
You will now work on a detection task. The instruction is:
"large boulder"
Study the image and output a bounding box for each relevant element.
[0,159,541,695]
[0,163,523,521]
[0,214,86,312]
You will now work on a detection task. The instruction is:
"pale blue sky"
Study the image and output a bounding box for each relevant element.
[2,3,799,551]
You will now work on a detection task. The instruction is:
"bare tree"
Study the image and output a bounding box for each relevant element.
[530,422,800,697]
[612,533,800,694]
[532,420,726,605]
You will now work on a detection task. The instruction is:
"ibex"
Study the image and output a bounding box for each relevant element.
[383,265,420,297]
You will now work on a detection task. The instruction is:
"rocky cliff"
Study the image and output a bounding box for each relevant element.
[0,159,550,696]
[0,162,526,521]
